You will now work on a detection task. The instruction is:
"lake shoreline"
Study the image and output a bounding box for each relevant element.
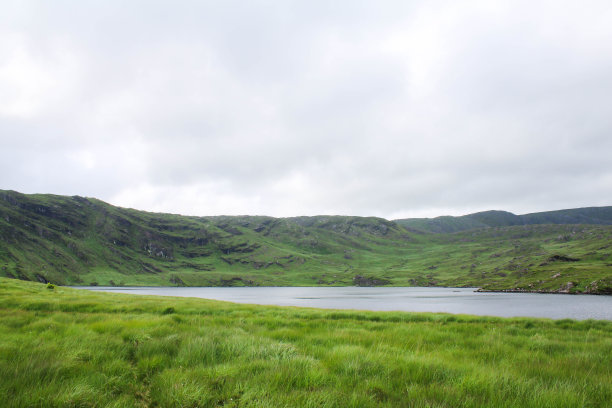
[71,284,611,296]
[476,288,611,296]
[73,286,612,320]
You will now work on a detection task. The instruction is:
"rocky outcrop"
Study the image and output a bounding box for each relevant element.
[353,275,391,287]
[559,281,576,293]
[584,278,612,295]
[219,277,256,286]
[477,279,612,295]
[548,254,580,262]
[144,242,173,259]
[217,242,260,255]
[169,275,186,286]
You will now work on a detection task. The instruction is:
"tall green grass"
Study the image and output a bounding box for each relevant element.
[1,277,611,407]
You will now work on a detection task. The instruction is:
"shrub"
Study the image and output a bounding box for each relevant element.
[46,282,55,290]
[162,307,176,315]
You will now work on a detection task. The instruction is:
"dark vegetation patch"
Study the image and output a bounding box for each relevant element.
[353,275,392,286]
[548,254,581,262]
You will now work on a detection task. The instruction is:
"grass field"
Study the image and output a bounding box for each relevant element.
[1,278,611,407]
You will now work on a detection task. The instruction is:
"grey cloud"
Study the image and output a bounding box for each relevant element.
[1,0,611,218]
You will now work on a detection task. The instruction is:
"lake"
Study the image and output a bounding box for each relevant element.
[75,286,612,320]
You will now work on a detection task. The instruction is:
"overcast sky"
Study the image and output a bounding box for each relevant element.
[1,1,611,219]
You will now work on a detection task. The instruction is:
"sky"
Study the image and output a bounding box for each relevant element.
[1,0,611,219]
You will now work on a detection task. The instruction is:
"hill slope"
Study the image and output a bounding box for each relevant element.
[1,190,611,294]
[395,207,612,233]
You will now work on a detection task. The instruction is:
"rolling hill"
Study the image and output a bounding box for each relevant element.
[1,190,611,294]
[394,207,612,233]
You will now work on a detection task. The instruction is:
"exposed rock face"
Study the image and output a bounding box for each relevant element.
[216,223,243,236]
[144,242,173,259]
[559,281,576,293]
[584,279,612,295]
[35,273,48,283]
[219,277,255,286]
[353,275,391,287]
[217,242,260,255]
[169,275,185,286]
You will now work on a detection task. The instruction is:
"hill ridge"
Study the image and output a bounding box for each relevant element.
[394,206,612,233]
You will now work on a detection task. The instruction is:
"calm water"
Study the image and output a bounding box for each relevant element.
[75,286,612,320]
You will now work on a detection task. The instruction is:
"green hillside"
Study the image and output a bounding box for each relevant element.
[1,190,611,294]
[521,206,612,225]
[395,207,612,233]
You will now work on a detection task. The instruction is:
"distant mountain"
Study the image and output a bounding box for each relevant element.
[1,190,611,294]
[520,207,612,225]
[394,207,612,233]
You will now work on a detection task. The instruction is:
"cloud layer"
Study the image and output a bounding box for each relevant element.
[2,0,611,218]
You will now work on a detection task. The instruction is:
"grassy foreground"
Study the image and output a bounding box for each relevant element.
[1,278,611,407]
